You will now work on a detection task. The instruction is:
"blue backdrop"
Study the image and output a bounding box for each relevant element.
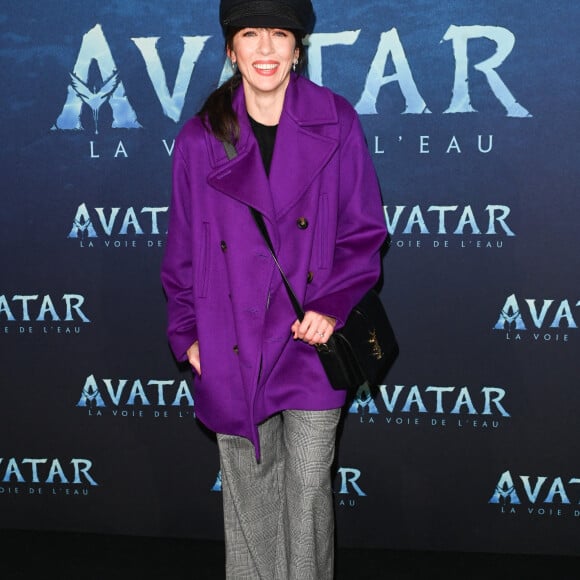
[1,0,578,556]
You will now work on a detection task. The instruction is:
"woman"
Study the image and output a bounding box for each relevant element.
[161,0,387,577]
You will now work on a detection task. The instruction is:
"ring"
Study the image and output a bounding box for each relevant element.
[318,331,325,337]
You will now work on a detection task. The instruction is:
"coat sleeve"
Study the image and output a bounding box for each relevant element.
[304,102,388,327]
[160,134,198,362]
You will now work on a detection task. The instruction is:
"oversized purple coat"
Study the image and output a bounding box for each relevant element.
[161,73,387,456]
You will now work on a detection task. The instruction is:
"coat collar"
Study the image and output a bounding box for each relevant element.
[207,74,339,223]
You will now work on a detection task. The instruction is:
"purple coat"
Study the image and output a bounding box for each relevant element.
[161,74,387,455]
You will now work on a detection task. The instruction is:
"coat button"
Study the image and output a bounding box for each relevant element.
[233,345,239,354]
[307,271,314,283]
[296,217,308,229]
[220,240,227,251]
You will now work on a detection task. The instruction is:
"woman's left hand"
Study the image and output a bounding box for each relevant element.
[291,312,336,345]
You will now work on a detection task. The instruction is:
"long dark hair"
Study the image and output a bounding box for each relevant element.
[197,27,307,144]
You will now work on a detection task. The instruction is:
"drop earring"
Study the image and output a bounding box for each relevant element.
[231,59,237,72]
[292,59,298,72]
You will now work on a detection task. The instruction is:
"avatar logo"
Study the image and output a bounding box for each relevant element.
[0,457,98,486]
[0,294,90,322]
[348,383,510,417]
[52,22,531,133]
[494,294,579,331]
[68,203,168,239]
[489,470,580,506]
[384,204,515,237]
[77,374,194,408]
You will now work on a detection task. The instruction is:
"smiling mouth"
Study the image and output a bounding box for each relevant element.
[254,63,278,70]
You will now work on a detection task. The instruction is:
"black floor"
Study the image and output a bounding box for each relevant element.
[2,529,578,579]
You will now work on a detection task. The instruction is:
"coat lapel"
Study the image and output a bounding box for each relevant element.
[206,74,339,224]
[269,75,339,219]
[206,102,275,219]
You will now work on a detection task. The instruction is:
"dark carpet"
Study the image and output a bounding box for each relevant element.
[1,529,577,579]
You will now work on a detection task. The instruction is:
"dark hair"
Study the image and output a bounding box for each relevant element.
[197,27,307,144]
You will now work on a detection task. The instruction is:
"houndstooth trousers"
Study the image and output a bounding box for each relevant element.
[216,408,342,580]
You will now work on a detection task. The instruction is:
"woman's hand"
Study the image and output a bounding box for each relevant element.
[187,341,201,375]
[291,312,336,346]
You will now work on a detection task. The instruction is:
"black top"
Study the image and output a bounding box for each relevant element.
[249,115,278,176]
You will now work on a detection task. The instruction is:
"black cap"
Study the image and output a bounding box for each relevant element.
[220,0,315,35]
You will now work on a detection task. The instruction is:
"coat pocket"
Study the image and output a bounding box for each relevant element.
[318,192,331,270]
[196,221,210,297]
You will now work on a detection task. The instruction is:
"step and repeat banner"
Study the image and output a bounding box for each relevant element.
[1,0,578,557]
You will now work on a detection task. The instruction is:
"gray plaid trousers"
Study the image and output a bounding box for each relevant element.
[217,408,342,580]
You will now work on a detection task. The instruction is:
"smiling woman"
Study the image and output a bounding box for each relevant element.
[160,1,388,578]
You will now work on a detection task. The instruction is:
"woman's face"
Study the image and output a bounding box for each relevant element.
[229,28,298,98]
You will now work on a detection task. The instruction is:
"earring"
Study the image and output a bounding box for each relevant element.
[231,60,237,72]
[292,59,298,72]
